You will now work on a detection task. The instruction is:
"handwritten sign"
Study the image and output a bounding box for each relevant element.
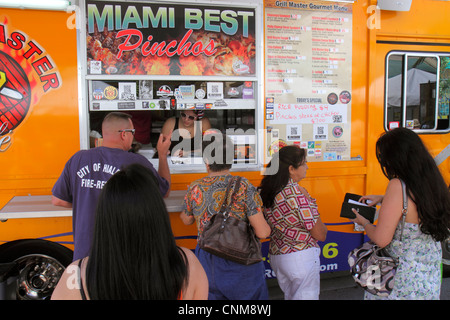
[271,103,347,124]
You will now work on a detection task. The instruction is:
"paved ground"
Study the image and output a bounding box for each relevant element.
[268,271,450,300]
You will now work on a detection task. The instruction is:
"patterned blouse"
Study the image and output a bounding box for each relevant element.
[183,174,263,237]
[265,179,320,255]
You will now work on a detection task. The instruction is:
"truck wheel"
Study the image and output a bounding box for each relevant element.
[0,239,73,300]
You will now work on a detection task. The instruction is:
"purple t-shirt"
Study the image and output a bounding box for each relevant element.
[52,147,169,261]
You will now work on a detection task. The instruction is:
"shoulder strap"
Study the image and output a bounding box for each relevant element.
[219,176,235,214]
[231,176,242,202]
[399,179,408,241]
[219,176,242,216]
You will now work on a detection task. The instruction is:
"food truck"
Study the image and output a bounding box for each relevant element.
[0,0,449,299]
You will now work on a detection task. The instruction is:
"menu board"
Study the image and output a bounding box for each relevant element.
[264,1,353,161]
[85,0,256,77]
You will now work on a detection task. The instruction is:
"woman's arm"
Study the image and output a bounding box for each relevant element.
[51,261,82,300]
[351,178,404,248]
[200,117,211,133]
[248,212,271,239]
[180,247,208,300]
[310,216,327,242]
[180,211,195,225]
[297,186,327,242]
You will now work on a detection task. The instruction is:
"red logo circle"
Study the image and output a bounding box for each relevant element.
[0,51,31,136]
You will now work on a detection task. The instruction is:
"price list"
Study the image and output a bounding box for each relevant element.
[264,1,353,162]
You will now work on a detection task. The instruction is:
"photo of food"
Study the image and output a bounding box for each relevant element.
[86,2,256,77]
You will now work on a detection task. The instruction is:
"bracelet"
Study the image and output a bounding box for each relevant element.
[363,221,371,228]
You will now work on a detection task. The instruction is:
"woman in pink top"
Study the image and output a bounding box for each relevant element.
[259,145,327,300]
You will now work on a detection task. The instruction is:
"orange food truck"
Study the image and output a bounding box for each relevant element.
[0,0,449,300]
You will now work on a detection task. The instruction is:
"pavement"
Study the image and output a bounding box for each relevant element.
[268,271,450,300]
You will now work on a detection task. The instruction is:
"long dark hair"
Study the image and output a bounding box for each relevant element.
[376,128,450,241]
[86,164,188,299]
[259,145,306,208]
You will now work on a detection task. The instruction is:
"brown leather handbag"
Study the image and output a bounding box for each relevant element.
[198,176,263,265]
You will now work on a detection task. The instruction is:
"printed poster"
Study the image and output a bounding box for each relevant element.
[264,0,353,162]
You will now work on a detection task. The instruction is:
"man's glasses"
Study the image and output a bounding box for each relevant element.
[118,129,136,136]
[180,112,196,121]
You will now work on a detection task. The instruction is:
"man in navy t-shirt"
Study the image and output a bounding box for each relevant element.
[52,112,171,261]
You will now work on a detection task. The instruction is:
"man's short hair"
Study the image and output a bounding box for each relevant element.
[103,112,132,124]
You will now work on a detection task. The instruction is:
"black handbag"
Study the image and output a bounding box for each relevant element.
[198,176,263,265]
[347,180,407,297]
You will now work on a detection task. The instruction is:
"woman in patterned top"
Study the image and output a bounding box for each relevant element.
[259,145,327,300]
[180,130,271,300]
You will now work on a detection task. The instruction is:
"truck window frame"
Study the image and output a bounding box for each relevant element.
[384,51,450,134]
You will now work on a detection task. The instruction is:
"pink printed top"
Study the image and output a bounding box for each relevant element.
[265,179,320,255]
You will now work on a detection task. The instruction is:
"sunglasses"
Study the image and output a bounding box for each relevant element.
[118,129,136,136]
[180,112,196,121]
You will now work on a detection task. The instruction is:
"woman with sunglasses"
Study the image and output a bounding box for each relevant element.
[161,110,211,157]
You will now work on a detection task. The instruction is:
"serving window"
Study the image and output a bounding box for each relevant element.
[80,0,262,172]
[385,51,450,133]
[87,79,258,168]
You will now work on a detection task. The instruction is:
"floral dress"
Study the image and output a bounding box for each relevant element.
[365,222,442,300]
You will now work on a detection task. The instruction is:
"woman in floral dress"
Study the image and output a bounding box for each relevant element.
[351,128,450,299]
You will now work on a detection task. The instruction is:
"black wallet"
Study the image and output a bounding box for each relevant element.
[340,193,376,223]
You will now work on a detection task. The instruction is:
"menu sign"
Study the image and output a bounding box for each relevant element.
[265,0,352,161]
[85,1,256,76]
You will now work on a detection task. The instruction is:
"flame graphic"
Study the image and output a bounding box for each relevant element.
[142,55,171,75]
[87,25,255,76]
[179,54,208,75]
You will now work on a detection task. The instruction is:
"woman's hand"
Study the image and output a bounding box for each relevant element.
[350,209,370,227]
[358,195,383,207]
[172,149,184,157]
